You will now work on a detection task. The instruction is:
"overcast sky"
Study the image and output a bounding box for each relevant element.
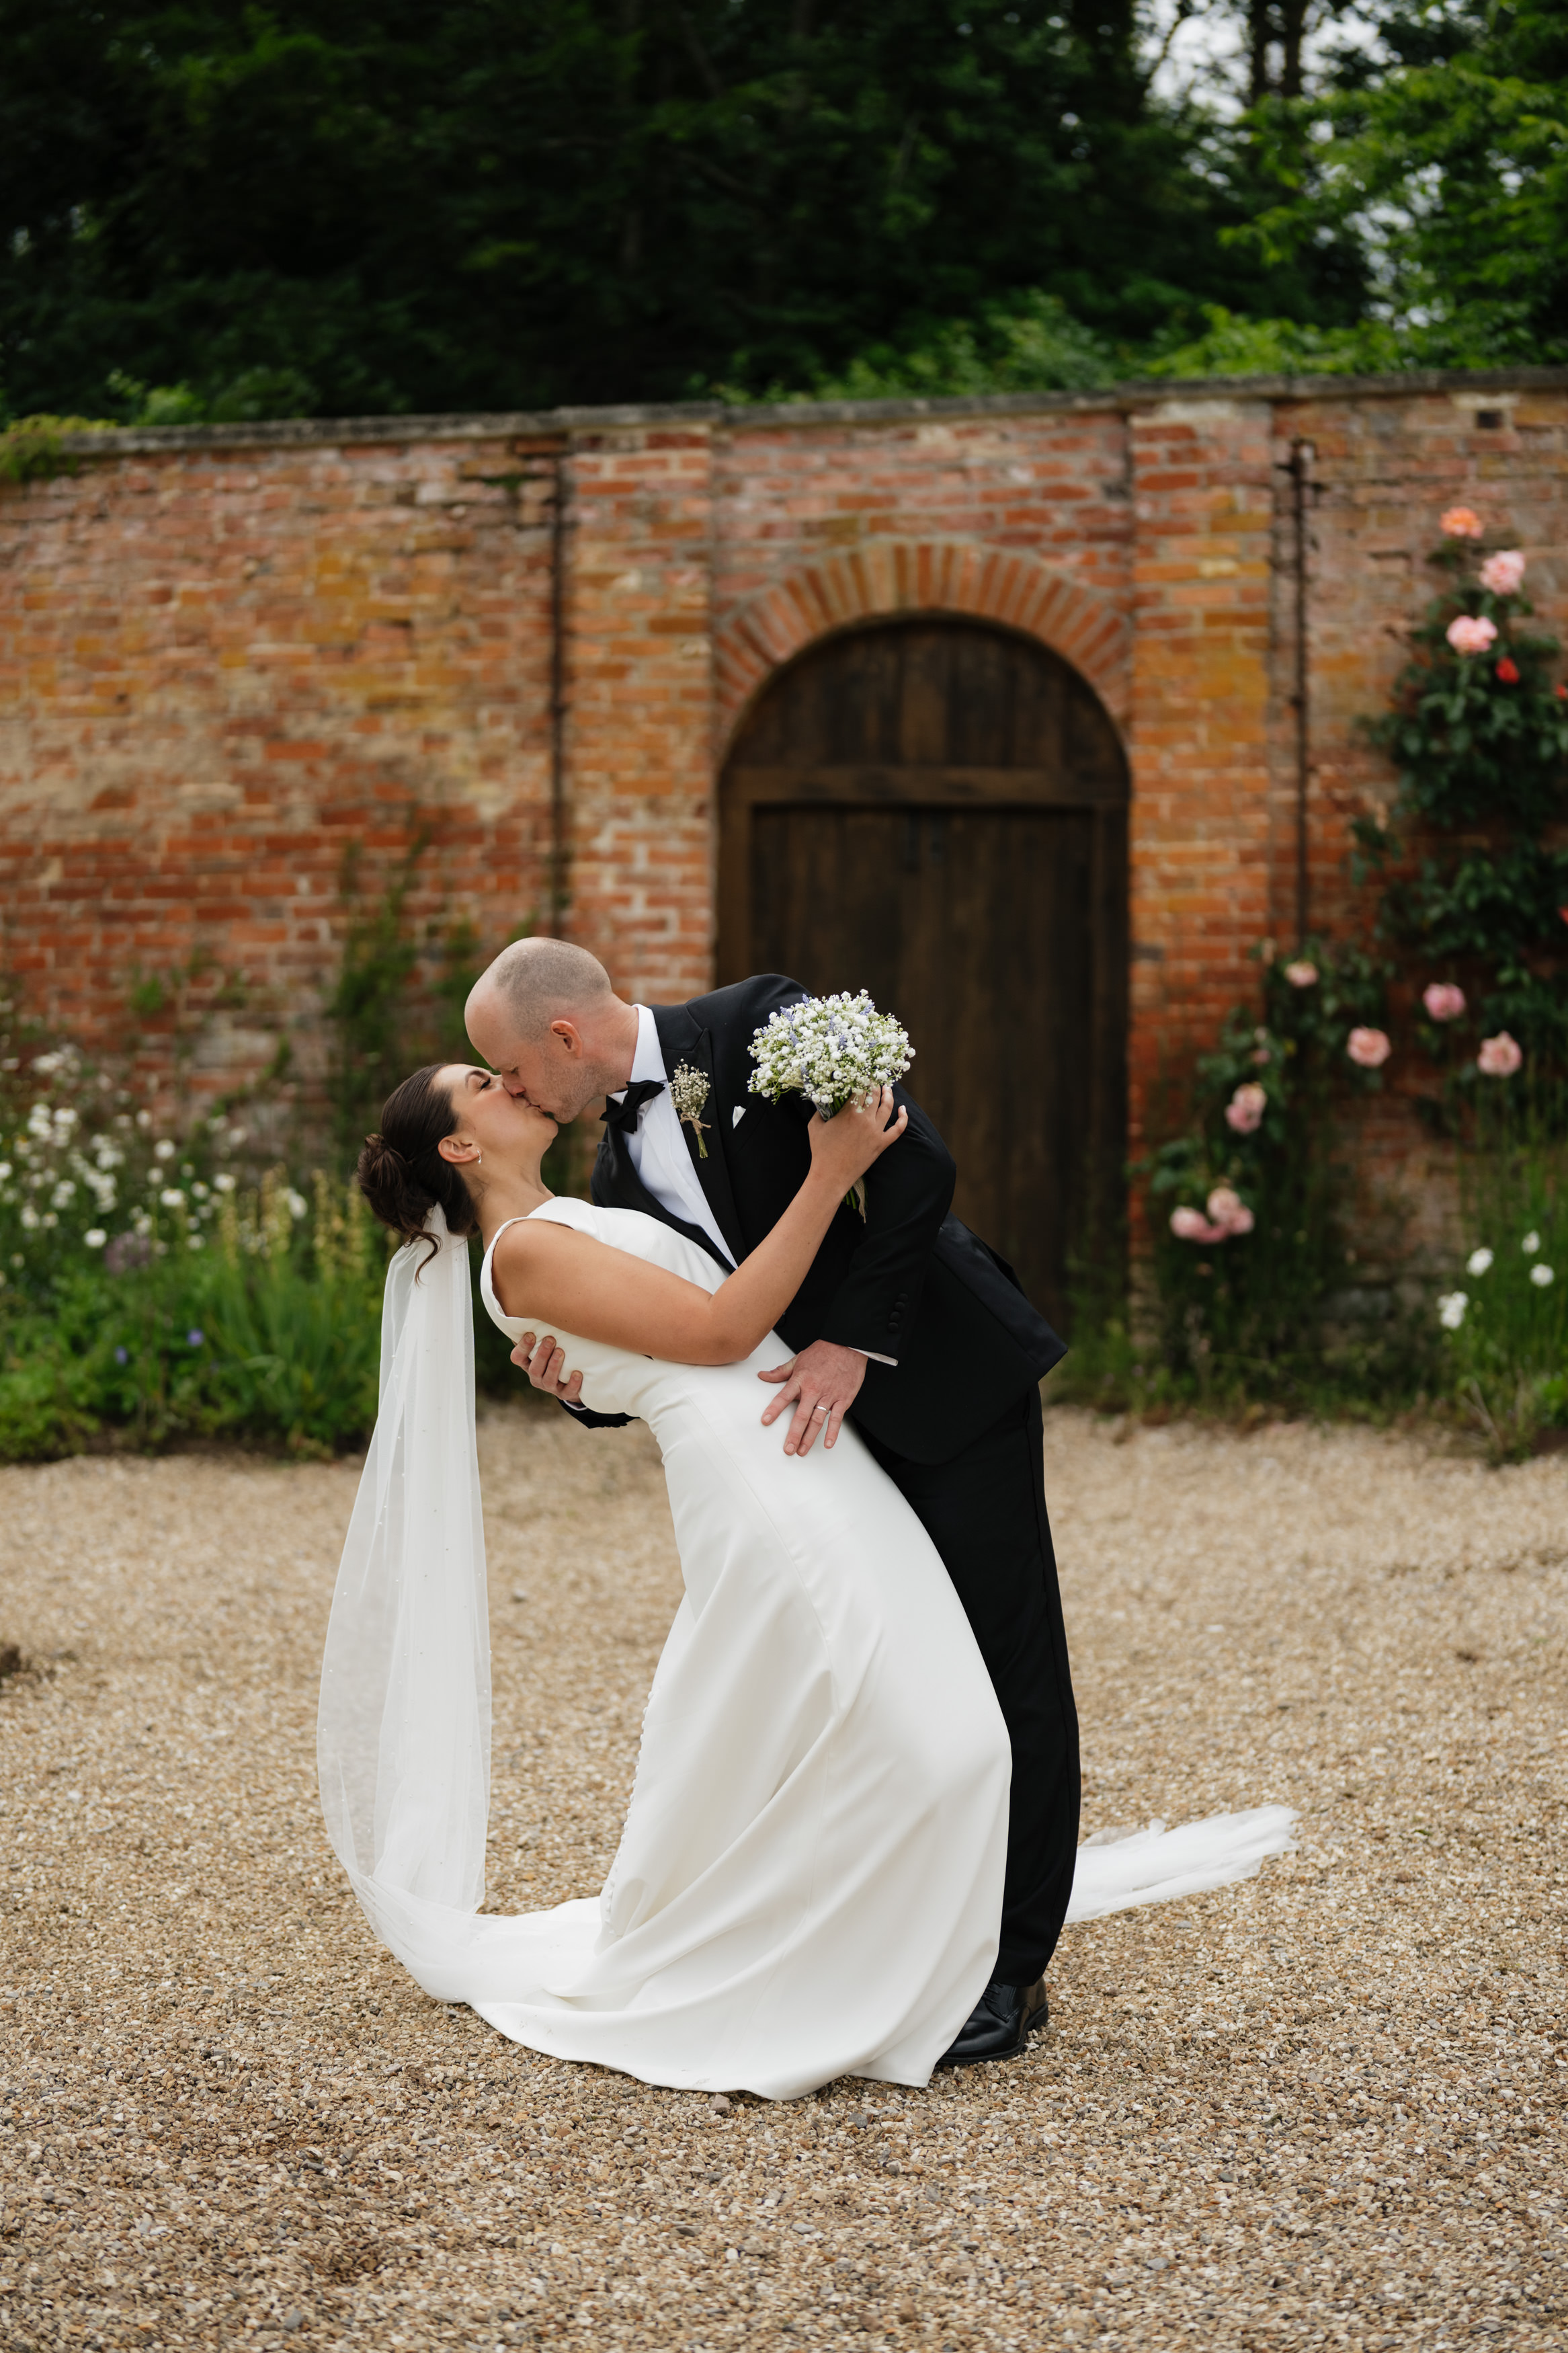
[1142,0,1386,113]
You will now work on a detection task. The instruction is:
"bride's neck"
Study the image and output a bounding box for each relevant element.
[473,1156,552,1245]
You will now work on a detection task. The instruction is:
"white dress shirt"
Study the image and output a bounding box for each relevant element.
[608,1004,889,1365]
[612,1004,734,1267]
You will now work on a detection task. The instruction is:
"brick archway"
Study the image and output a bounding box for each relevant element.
[714,540,1130,754]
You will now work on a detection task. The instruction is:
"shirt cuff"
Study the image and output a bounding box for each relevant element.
[849,1347,898,1367]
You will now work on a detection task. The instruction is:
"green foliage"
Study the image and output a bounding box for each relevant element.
[326,831,520,1162]
[0,1014,531,1458]
[1437,1104,1568,1458]
[0,1016,384,1455]
[1358,522,1568,1078]
[788,292,1117,401]
[0,0,1379,419]
[0,1176,388,1462]
[1143,943,1405,1393]
[1237,0,1568,366]
[106,366,319,426]
[0,855,546,1458]
[0,412,116,482]
[327,838,429,1162]
[1141,303,1404,379]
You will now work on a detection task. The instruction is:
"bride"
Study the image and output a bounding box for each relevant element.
[321,1059,1293,2102]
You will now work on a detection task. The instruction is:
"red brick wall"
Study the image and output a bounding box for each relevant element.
[2,375,1564,1237]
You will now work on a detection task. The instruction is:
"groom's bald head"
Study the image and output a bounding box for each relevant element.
[470,937,614,1041]
[466,937,636,1118]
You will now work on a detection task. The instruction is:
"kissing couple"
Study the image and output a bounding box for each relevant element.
[319,940,1292,2100]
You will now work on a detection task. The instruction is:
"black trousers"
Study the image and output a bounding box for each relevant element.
[862,1386,1080,1987]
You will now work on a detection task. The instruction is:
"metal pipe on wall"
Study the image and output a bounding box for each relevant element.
[547,444,571,936]
[1286,438,1315,948]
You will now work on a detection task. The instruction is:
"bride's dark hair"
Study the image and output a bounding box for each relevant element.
[356,1064,480,1262]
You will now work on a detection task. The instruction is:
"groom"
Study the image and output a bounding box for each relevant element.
[466,937,1079,2067]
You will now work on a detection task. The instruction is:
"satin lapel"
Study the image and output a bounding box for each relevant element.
[653,1004,747,1267]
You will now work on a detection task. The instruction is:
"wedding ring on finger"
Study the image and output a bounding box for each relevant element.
[812,1404,829,1417]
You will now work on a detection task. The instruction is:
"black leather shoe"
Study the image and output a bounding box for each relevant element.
[936,1975,1049,2068]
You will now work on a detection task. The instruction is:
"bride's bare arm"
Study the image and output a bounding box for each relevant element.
[489,1090,907,1365]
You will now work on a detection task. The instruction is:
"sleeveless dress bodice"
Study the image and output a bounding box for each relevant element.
[479,1198,747,1430]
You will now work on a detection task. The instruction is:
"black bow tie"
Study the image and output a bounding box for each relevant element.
[601,1079,665,1134]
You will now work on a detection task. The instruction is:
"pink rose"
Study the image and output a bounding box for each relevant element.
[1446,614,1498,657]
[1207,1187,1255,1236]
[1422,982,1466,1022]
[1347,1027,1391,1069]
[1440,506,1484,539]
[1284,959,1318,988]
[1479,549,1525,595]
[1477,1031,1523,1077]
[1225,1082,1268,1134]
[1171,1206,1226,1244]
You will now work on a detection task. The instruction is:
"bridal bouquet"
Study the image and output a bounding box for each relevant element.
[749,991,913,1214]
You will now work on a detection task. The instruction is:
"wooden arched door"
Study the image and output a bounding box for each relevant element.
[718,616,1128,1326]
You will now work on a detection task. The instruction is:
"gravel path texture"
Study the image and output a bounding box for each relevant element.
[1,1406,1565,2353]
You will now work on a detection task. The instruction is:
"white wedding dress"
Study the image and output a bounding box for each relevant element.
[319,1202,1292,2102]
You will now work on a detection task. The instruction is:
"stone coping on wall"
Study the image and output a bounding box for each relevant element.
[45,364,1568,458]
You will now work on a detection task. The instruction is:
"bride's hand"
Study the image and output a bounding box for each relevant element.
[807,1086,907,1190]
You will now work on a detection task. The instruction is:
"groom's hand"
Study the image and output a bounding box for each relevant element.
[511,1331,585,1406]
[757,1340,866,1457]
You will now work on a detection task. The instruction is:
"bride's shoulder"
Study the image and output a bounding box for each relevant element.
[487,1201,596,1269]
[524,1198,600,1236]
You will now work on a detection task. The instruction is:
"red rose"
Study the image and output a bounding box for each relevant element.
[1496,657,1521,684]
[1558,684,1568,701]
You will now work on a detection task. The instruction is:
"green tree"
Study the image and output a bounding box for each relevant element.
[0,0,1370,420]
[1239,0,1568,365]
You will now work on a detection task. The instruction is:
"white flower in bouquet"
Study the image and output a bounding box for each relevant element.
[749,991,914,1215]
[749,991,913,1118]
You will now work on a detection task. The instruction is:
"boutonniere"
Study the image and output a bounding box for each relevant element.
[669,1063,712,1159]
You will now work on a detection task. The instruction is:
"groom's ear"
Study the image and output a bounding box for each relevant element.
[547,1017,584,1060]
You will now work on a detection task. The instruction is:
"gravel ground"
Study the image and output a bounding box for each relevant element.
[1,1405,1565,2353]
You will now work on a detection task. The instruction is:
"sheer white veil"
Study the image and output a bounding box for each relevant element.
[317,1206,494,1991]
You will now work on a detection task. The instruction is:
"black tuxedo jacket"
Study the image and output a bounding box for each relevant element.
[573,973,1065,1465]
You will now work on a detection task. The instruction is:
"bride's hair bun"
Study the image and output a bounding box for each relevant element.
[355,1066,479,1259]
